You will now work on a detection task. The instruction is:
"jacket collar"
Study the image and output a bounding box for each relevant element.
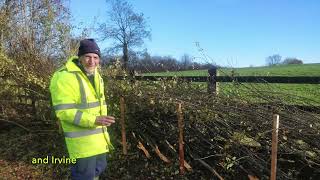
[65,56,98,77]
[65,56,82,72]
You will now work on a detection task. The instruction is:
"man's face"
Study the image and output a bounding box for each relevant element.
[79,53,100,74]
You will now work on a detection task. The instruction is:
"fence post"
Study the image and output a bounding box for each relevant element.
[216,70,220,95]
[120,96,127,155]
[271,114,280,180]
[208,66,217,94]
[176,102,185,175]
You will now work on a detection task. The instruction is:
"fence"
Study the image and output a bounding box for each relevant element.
[114,67,320,94]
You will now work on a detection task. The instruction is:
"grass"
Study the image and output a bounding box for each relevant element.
[142,63,320,106]
[219,83,320,105]
[143,63,320,77]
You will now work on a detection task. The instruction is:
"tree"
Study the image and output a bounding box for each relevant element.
[100,0,151,70]
[266,54,282,66]
[0,0,72,96]
[0,0,71,67]
[282,58,303,65]
[180,54,192,70]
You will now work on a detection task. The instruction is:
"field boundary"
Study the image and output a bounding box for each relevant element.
[114,75,320,84]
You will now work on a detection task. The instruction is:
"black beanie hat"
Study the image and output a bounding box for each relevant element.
[78,39,101,57]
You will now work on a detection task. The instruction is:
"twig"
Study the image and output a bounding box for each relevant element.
[155,145,171,163]
[0,118,30,132]
[194,154,224,160]
[304,157,320,166]
[196,158,224,180]
[132,132,151,158]
[137,141,151,158]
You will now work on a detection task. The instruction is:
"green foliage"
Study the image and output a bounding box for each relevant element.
[232,132,261,148]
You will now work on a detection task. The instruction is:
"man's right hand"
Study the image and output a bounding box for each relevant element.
[95,116,115,126]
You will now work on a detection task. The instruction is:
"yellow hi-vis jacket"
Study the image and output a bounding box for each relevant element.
[49,56,112,159]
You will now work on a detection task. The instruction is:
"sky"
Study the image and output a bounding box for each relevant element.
[69,0,320,67]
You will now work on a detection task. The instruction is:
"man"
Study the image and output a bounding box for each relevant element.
[50,39,115,180]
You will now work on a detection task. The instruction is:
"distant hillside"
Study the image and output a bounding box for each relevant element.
[143,63,320,77]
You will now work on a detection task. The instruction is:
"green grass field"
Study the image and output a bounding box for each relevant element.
[143,63,320,105]
[143,63,320,76]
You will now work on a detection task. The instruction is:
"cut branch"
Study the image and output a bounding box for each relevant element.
[0,118,30,132]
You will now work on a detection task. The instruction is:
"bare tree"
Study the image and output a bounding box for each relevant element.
[99,0,151,70]
[266,54,282,66]
[180,53,192,70]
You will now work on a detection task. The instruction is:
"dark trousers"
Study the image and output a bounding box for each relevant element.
[71,153,107,180]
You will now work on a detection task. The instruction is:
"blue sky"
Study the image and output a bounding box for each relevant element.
[70,0,320,67]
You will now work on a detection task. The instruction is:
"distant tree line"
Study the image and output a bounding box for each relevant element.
[266,54,304,66]
[102,52,215,73]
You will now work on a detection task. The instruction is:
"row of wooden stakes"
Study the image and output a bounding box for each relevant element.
[118,96,280,180]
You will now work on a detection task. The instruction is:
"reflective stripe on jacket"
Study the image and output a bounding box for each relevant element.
[49,56,112,159]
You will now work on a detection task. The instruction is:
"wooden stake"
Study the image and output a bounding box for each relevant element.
[177,102,185,175]
[271,114,280,180]
[120,96,127,155]
[165,140,192,171]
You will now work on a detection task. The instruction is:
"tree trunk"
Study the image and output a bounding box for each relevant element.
[122,42,128,71]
